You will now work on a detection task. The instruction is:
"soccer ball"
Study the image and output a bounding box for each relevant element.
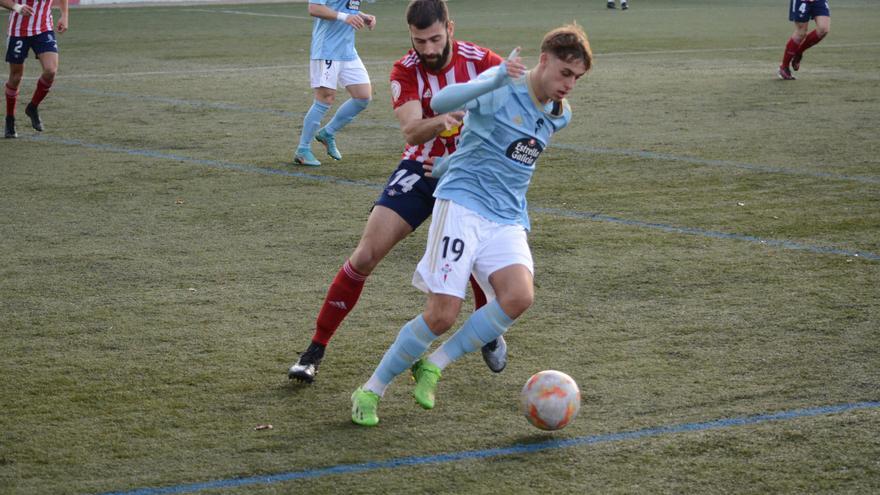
[520,370,581,431]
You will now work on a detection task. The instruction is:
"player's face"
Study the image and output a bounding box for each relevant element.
[537,53,588,102]
[410,21,454,71]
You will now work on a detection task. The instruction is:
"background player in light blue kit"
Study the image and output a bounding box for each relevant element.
[294,0,376,166]
[351,24,593,426]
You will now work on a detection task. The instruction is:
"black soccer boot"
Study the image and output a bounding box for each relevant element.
[5,116,17,138]
[25,103,43,132]
[288,341,326,383]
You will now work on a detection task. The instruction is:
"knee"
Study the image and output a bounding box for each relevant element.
[348,248,379,276]
[497,289,533,320]
[352,97,371,110]
[817,26,830,38]
[41,70,56,82]
[422,309,457,334]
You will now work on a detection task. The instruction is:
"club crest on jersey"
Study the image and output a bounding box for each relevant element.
[506,138,543,166]
[391,81,402,102]
[347,0,361,11]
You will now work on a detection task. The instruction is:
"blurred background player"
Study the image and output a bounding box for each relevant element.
[293,0,377,166]
[4,0,67,139]
[350,24,592,427]
[288,0,508,384]
[607,1,628,10]
[779,0,831,80]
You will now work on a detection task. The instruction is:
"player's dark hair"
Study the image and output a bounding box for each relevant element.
[406,0,450,29]
[541,23,593,71]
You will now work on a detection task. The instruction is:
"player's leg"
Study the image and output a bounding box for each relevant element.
[412,205,529,408]
[795,14,830,70]
[621,1,628,10]
[780,1,810,79]
[607,1,615,9]
[5,63,24,138]
[5,36,27,138]
[295,60,338,166]
[288,206,412,383]
[289,161,433,383]
[316,58,372,161]
[25,33,59,132]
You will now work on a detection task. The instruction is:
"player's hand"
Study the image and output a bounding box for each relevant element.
[345,13,366,30]
[361,14,376,30]
[505,47,526,80]
[440,110,465,133]
[17,4,34,16]
[422,157,435,177]
[57,14,68,33]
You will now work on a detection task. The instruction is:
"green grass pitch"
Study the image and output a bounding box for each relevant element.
[1,0,879,493]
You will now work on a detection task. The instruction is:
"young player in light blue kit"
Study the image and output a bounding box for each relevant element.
[294,0,377,166]
[351,24,593,426]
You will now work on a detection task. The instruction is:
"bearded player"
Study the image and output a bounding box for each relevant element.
[288,0,509,384]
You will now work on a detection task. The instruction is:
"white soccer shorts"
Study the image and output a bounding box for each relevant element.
[309,57,370,89]
[413,199,534,300]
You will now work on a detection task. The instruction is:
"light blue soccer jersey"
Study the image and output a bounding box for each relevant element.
[309,0,363,61]
[434,67,572,231]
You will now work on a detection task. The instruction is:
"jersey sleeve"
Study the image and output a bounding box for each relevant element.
[477,49,504,72]
[466,66,505,113]
[389,62,420,110]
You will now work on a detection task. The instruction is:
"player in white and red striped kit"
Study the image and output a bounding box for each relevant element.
[288,0,510,384]
[4,0,68,138]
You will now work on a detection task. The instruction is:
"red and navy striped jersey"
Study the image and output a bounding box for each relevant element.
[7,0,55,37]
[389,40,502,163]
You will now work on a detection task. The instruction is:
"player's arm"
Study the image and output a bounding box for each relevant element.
[57,0,69,33]
[394,100,464,147]
[308,2,371,30]
[431,48,525,114]
[0,0,34,16]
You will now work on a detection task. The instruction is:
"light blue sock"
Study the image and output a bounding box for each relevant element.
[297,99,331,151]
[364,315,437,396]
[428,300,514,370]
[324,98,370,135]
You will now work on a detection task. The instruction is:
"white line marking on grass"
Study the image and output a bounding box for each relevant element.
[184,8,311,19]
[23,134,880,262]
[54,42,880,80]
[95,401,880,495]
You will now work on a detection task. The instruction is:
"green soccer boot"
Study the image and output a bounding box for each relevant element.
[351,387,380,426]
[411,359,442,410]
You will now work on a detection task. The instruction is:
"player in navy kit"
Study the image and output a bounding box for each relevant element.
[351,24,592,426]
[778,0,831,80]
[294,0,377,166]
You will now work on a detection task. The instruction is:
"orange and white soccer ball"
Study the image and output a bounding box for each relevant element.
[520,370,581,430]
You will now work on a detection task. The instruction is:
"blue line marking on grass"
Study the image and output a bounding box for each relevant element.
[25,135,879,262]
[97,401,880,495]
[551,143,880,185]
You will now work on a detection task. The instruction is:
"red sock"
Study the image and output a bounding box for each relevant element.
[781,36,800,68]
[469,275,487,311]
[30,76,53,107]
[5,83,17,116]
[312,260,367,346]
[798,30,825,54]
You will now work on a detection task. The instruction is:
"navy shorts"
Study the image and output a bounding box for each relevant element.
[5,31,59,64]
[374,159,438,231]
[789,0,830,22]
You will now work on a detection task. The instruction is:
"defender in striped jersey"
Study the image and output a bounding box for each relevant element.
[4,0,68,138]
[288,0,508,386]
